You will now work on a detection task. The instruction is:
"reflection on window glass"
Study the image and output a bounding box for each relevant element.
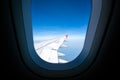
[31,0,91,63]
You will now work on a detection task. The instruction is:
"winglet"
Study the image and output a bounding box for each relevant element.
[66,34,68,39]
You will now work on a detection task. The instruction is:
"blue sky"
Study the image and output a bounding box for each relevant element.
[31,0,91,41]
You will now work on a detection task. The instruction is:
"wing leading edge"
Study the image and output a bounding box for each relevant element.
[34,35,68,63]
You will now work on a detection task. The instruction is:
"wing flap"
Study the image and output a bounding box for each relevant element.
[59,59,68,63]
[58,52,65,56]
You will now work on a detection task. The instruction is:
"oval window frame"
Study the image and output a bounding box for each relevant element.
[11,0,113,78]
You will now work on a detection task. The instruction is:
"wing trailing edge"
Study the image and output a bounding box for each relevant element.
[34,35,69,63]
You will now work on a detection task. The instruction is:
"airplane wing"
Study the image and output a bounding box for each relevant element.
[34,35,68,63]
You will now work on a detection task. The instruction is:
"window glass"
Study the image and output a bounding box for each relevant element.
[31,0,91,63]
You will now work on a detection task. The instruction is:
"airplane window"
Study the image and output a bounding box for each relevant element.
[31,0,91,63]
